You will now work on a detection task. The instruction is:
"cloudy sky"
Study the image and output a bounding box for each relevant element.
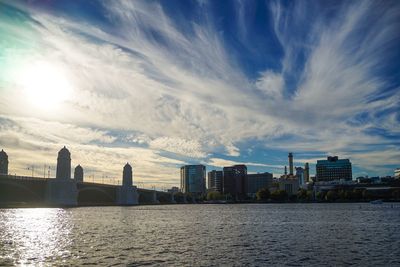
[0,0,399,188]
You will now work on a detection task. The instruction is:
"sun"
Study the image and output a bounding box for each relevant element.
[19,61,72,109]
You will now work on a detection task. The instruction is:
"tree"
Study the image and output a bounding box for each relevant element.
[316,191,325,201]
[362,189,371,200]
[306,190,313,201]
[325,190,338,202]
[344,190,353,201]
[338,190,346,201]
[352,189,363,200]
[270,190,288,201]
[207,191,224,201]
[297,189,308,201]
[256,188,270,201]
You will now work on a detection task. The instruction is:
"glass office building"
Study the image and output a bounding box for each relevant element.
[180,165,206,194]
[316,156,352,181]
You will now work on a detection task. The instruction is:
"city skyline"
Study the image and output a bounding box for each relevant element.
[0,1,399,188]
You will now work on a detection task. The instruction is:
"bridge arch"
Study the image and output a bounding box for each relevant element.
[0,180,44,203]
[77,187,115,205]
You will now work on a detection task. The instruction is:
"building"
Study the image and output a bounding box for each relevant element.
[304,163,310,183]
[123,163,133,187]
[0,149,8,175]
[395,168,400,179]
[316,156,352,182]
[296,167,305,185]
[246,172,273,197]
[74,165,84,182]
[278,178,299,195]
[281,153,296,179]
[56,146,71,180]
[288,152,294,176]
[223,165,247,199]
[180,165,206,194]
[208,170,223,193]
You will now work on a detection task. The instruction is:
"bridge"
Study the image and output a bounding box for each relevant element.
[0,174,182,207]
[0,146,193,207]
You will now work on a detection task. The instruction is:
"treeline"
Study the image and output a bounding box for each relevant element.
[255,188,400,202]
[179,187,400,203]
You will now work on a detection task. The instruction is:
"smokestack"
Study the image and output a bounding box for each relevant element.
[304,162,310,182]
[288,152,293,176]
[284,166,287,176]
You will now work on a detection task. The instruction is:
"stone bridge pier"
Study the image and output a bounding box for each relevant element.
[117,163,138,205]
[45,147,77,206]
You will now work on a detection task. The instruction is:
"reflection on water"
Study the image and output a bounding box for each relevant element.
[0,208,72,265]
[0,204,399,266]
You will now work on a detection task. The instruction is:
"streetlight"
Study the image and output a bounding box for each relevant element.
[27,165,34,177]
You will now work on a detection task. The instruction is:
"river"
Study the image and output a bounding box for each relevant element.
[0,203,399,266]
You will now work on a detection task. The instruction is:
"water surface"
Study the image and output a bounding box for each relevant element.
[1,203,399,266]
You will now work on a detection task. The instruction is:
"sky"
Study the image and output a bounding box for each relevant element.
[0,0,399,188]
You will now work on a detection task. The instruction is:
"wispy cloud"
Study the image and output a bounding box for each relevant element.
[0,0,399,185]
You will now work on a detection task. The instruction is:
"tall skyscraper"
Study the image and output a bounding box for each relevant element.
[74,165,84,182]
[288,152,294,176]
[223,165,247,199]
[56,146,71,180]
[316,156,352,182]
[123,163,133,187]
[208,170,223,193]
[0,149,8,175]
[180,165,206,194]
[304,163,310,183]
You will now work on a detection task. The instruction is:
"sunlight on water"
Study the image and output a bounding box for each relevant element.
[0,204,399,265]
[0,208,72,265]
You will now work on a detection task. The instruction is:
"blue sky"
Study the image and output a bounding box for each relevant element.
[0,0,399,188]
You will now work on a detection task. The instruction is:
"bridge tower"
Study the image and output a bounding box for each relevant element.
[123,163,133,187]
[0,149,8,175]
[74,165,84,182]
[56,146,71,180]
[46,146,78,206]
[117,163,138,205]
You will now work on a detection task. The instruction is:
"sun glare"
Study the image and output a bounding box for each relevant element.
[19,61,72,109]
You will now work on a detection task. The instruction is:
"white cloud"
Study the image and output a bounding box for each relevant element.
[207,157,283,170]
[255,71,284,99]
[0,0,399,182]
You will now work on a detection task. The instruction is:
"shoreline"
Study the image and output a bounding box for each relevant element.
[1,200,399,209]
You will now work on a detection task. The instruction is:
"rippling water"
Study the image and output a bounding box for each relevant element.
[1,203,399,266]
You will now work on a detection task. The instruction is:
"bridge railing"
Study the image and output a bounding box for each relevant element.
[0,174,51,181]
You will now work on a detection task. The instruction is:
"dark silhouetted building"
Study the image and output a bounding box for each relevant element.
[304,162,310,183]
[246,172,273,197]
[223,165,247,199]
[180,165,206,194]
[288,152,294,176]
[0,149,8,175]
[123,163,133,187]
[56,146,71,180]
[208,170,223,193]
[316,156,352,181]
[74,165,84,182]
